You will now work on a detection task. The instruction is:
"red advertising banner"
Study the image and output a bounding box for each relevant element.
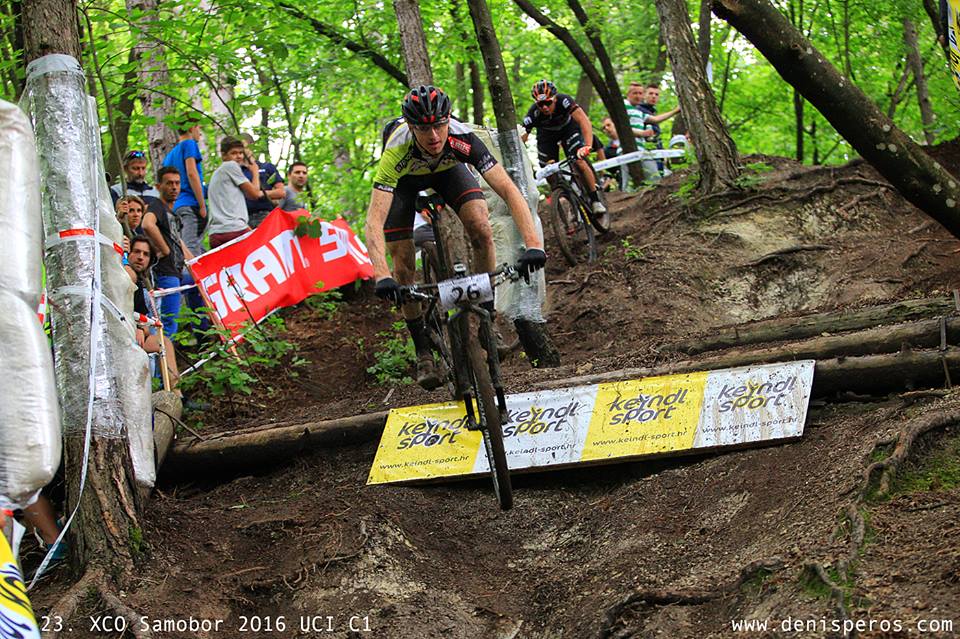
[188,209,373,334]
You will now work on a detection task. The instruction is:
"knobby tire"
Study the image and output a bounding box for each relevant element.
[549,189,585,266]
[466,338,513,511]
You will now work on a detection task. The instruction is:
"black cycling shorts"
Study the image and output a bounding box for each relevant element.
[536,118,584,167]
[383,163,486,242]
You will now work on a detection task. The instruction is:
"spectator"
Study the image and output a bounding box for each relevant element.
[143,166,194,337]
[601,117,624,191]
[162,115,207,258]
[280,161,309,212]
[239,133,285,228]
[110,150,160,207]
[207,136,261,249]
[625,81,680,183]
[125,236,181,390]
[116,195,146,237]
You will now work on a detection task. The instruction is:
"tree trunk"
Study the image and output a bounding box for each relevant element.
[712,0,960,238]
[793,88,804,161]
[454,61,468,118]
[514,0,644,184]
[126,0,176,173]
[23,0,142,580]
[470,59,484,125]
[656,0,741,193]
[574,71,593,114]
[466,0,560,368]
[697,0,712,66]
[104,47,139,180]
[902,17,936,145]
[394,0,433,87]
[921,0,952,63]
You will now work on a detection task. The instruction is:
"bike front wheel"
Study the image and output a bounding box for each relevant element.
[548,189,590,266]
[466,338,513,510]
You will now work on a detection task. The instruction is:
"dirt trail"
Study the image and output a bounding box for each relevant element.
[29,148,960,637]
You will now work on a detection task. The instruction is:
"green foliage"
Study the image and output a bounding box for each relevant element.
[734,161,775,189]
[366,320,415,385]
[620,235,645,260]
[304,287,342,320]
[674,171,699,202]
[174,308,303,397]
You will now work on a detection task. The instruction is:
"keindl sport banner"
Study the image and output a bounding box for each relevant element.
[367,360,814,484]
[0,530,41,638]
[189,209,373,335]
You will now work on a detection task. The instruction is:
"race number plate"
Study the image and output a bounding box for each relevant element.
[438,273,493,311]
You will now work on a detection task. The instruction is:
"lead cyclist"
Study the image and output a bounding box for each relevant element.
[363,85,547,389]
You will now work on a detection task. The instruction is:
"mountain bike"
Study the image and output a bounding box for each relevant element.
[406,193,519,510]
[545,157,611,266]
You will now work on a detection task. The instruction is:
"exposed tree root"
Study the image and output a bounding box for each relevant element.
[706,176,895,217]
[858,407,960,501]
[802,562,851,623]
[97,585,154,639]
[597,557,784,639]
[44,568,102,639]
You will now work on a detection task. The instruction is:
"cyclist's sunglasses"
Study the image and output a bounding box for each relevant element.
[124,150,146,162]
[536,98,555,108]
[411,121,448,133]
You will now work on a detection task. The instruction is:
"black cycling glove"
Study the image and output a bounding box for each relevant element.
[517,248,547,283]
[375,277,402,304]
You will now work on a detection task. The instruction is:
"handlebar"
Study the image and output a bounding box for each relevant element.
[398,263,522,304]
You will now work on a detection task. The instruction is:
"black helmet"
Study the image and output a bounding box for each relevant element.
[401,85,451,125]
[531,79,557,102]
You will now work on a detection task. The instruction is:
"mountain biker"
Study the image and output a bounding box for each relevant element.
[364,85,546,390]
[520,80,606,216]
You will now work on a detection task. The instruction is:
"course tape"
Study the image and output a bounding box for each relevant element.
[368,360,814,484]
[534,148,686,184]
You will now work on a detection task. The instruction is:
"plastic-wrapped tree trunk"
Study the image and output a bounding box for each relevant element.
[22,0,149,582]
[0,100,61,524]
[466,0,559,367]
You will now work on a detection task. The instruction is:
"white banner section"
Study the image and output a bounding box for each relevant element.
[368,360,814,484]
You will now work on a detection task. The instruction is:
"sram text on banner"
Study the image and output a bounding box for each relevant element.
[367,361,814,484]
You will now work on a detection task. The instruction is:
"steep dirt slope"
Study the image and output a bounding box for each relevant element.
[29,147,960,637]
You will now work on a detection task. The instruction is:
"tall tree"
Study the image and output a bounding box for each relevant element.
[470,59,484,124]
[902,17,936,145]
[394,0,432,86]
[712,0,960,237]
[126,0,176,172]
[23,0,146,623]
[466,0,560,367]
[656,0,740,193]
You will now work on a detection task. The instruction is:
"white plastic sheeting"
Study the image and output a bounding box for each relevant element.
[470,125,547,322]
[0,99,61,511]
[23,54,154,487]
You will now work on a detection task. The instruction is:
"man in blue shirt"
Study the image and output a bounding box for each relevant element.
[240,133,286,228]
[162,116,207,257]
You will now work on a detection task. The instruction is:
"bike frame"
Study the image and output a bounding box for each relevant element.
[548,159,598,262]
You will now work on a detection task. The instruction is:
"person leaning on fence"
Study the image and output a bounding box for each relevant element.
[143,166,195,337]
[125,235,181,391]
[625,81,680,184]
[207,136,261,249]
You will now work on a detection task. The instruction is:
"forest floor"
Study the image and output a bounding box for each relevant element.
[28,142,960,638]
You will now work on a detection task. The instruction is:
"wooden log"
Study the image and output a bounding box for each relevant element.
[663,296,956,355]
[151,391,180,469]
[669,317,959,372]
[162,411,389,477]
[535,347,960,395]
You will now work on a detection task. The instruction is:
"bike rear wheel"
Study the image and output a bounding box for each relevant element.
[548,189,591,266]
[583,164,611,234]
[466,337,513,510]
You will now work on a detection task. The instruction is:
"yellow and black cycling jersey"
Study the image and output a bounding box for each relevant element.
[373,118,497,193]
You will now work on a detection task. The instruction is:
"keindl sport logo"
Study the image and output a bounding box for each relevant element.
[716,376,798,413]
[606,389,689,426]
[396,415,470,449]
[501,400,583,438]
